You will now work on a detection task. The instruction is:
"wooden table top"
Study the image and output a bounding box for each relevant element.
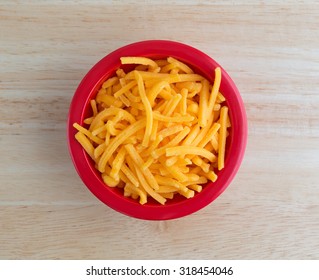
[1,0,318,259]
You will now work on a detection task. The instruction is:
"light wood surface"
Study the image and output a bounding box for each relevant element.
[1,0,319,260]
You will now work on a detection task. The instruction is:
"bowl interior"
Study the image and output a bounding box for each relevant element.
[68,40,247,220]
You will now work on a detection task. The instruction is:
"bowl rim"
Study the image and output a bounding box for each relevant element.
[67,40,247,220]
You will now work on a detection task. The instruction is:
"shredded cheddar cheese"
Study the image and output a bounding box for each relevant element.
[73,56,231,205]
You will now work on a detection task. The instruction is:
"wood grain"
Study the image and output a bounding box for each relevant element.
[1,1,319,259]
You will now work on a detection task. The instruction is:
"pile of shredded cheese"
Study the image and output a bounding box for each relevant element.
[74,56,231,205]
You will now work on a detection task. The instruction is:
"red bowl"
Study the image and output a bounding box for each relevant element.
[67,40,247,220]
